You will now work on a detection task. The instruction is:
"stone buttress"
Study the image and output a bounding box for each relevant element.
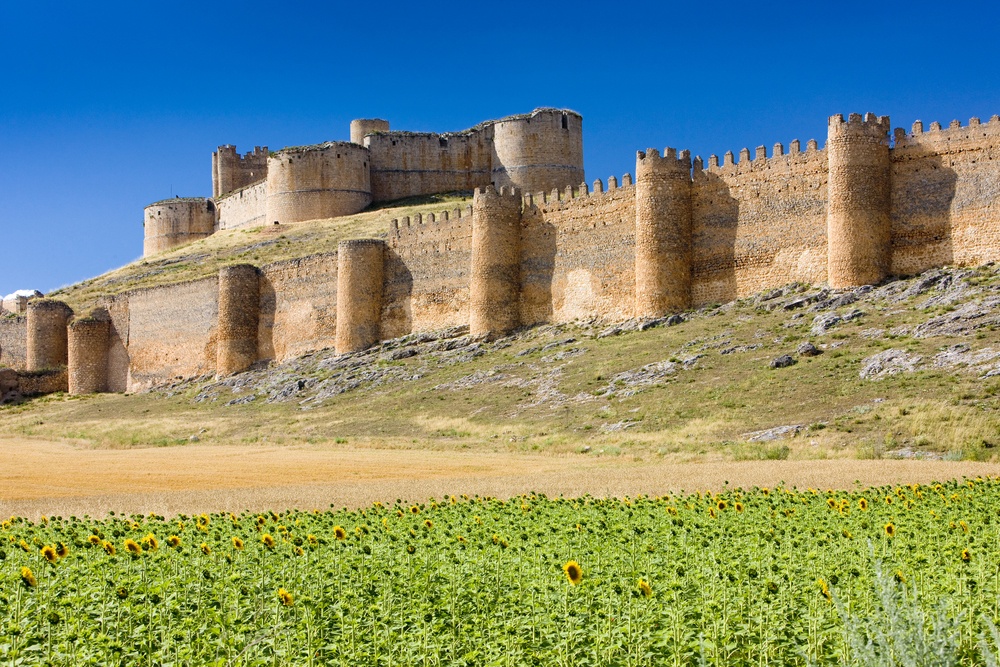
[469,186,522,337]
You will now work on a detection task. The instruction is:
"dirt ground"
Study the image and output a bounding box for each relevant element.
[2,437,998,519]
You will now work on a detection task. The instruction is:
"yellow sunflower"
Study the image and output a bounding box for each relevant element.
[884,522,896,538]
[167,535,181,548]
[103,541,116,556]
[20,566,36,588]
[124,539,142,556]
[262,534,276,548]
[278,588,294,606]
[231,536,244,550]
[563,560,583,585]
[200,543,211,555]
[333,526,347,540]
[41,545,58,563]
[638,579,652,598]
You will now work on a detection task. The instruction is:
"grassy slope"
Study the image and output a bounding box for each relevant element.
[5,263,1000,463]
[47,193,472,313]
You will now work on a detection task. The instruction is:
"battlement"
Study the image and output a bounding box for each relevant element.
[473,184,522,204]
[697,136,824,178]
[522,173,634,210]
[893,114,1000,148]
[636,147,692,170]
[828,112,891,140]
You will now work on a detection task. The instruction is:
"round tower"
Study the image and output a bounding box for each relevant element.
[143,198,216,257]
[26,299,73,371]
[469,185,522,337]
[335,239,386,355]
[216,264,259,376]
[350,119,390,145]
[68,309,110,395]
[265,142,372,224]
[491,108,584,194]
[634,148,693,316]
[827,112,892,287]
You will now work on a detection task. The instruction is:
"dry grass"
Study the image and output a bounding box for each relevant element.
[3,436,997,520]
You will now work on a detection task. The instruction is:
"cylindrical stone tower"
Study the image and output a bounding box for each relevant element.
[350,119,390,145]
[143,198,217,257]
[335,239,386,355]
[217,264,260,376]
[68,310,110,395]
[26,299,73,371]
[265,142,372,225]
[491,108,584,194]
[827,112,892,287]
[469,185,522,337]
[634,148,693,316]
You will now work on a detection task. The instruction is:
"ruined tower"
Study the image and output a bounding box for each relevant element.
[335,239,386,355]
[634,148,693,316]
[68,310,111,394]
[350,119,390,145]
[826,113,892,287]
[26,299,73,371]
[491,109,584,194]
[143,198,216,257]
[469,186,522,337]
[265,143,372,224]
[213,145,268,198]
[216,264,259,376]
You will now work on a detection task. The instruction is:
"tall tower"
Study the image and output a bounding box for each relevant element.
[26,299,73,371]
[335,239,386,355]
[216,264,260,376]
[634,148,693,316]
[350,119,390,145]
[826,113,892,287]
[469,185,522,337]
[68,310,111,395]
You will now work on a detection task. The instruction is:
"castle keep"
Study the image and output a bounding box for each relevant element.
[2,108,999,397]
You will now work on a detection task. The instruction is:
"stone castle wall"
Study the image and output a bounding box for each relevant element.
[891,116,1000,275]
[216,180,267,231]
[213,146,268,198]
[265,143,372,225]
[521,179,637,324]
[144,199,217,257]
[259,254,339,363]
[384,207,475,339]
[691,139,829,305]
[0,317,27,369]
[126,278,219,390]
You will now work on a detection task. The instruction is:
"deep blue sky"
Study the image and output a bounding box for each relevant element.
[3,0,1000,294]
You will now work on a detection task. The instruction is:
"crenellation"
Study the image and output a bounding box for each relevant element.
[608,175,618,189]
[790,139,800,154]
[773,143,784,157]
[739,147,751,163]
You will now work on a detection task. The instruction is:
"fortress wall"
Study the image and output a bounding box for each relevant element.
[217,180,267,230]
[68,312,110,394]
[891,116,1000,275]
[259,253,338,362]
[365,131,493,203]
[691,142,828,305]
[521,180,637,324]
[0,317,27,369]
[96,294,130,393]
[384,207,474,338]
[18,369,68,396]
[126,277,218,390]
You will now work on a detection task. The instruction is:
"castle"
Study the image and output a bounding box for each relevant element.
[1,107,999,398]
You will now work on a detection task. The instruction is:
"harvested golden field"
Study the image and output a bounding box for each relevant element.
[2,436,997,520]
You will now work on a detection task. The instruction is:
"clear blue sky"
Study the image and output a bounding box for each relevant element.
[3,0,999,294]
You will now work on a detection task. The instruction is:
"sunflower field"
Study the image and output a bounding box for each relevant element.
[3,478,1000,665]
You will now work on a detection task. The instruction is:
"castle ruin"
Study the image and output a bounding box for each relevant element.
[1,108,999,397]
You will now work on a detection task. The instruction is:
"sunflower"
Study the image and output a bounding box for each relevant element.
[894,569,906,583]
[424,520,433,530]
[563,560,583,585]
[141,534,158,551]
[231,536,244,550]
[826,498,837,509]
[716,500,727,511]
[278,588,294,606]
[103,541,116,556]
[262,534,276,548]
[167,535,181,548]
[410,505,420,514]
[20,566,37,588]
[817,578,831,602]
[960,520,969,533]
[55,542,69,558]
[734,502,745,513]
[961,548,971,562]
[88,535,101,546]
[293,546,304,557]
[884,522,896,538]
[124,539,142,556]
[41,545,58,563]
[200,543,211,555]
[333,526,347,540]
[858,498,868,510]
[638,579,652,598]
[306,534,317,545]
